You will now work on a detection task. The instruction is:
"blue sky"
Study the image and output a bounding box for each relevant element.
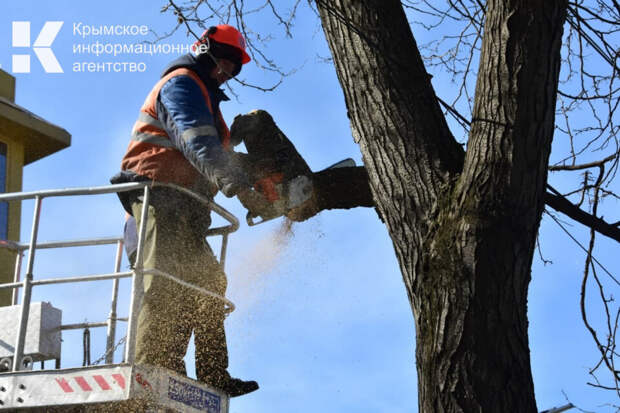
[1,1,618,412]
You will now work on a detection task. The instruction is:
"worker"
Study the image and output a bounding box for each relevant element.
[111,24,258,397]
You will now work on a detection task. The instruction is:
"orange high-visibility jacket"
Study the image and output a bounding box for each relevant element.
[118,57,232,194]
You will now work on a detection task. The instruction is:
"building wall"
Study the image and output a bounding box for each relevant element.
[0,70,70,307]
[0,70,15,103]
[0,133,24,306]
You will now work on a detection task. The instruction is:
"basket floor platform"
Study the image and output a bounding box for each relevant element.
[0,363,230,412]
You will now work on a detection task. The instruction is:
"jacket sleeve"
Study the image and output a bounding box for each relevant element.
[156,74,246,189]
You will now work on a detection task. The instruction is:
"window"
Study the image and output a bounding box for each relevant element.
[0,142,8,239]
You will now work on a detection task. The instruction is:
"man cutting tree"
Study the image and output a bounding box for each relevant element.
[112,24,258,397]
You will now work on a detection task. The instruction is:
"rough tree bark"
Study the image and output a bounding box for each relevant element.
[309,0,568,411]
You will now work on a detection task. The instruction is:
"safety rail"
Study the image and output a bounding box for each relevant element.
[0,182,239,373]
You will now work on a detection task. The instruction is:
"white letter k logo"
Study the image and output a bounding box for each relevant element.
[12,21,64,73]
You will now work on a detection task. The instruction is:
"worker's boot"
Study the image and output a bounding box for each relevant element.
[220,374,259,397]
[198,364,258,397]
[204,370,258,397]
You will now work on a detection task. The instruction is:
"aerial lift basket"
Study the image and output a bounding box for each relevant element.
[0,182,238,412]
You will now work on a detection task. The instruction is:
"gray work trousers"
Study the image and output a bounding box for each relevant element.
[130,188,229,387]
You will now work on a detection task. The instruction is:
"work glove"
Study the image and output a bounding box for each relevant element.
[211,151,252,198]
[218,170,251,198]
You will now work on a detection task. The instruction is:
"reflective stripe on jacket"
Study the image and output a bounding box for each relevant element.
[120,67,231,191]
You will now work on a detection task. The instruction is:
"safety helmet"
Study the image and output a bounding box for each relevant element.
[192,24,251,65]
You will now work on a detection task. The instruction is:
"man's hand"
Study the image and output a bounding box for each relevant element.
[219,175,250,197]
[216,154,251,197]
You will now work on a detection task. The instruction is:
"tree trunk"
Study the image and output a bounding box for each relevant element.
[315,0,567,411]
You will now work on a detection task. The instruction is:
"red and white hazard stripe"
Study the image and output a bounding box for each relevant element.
[55,373,126,393]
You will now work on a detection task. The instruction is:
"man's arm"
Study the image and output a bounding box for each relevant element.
[156,75,248,195]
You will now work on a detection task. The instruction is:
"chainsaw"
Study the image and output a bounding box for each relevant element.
[236,120,354,226]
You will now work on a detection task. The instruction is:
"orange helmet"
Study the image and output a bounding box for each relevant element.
[193,24,251,64]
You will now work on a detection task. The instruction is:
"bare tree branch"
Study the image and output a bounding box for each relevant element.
[545,185,620,244]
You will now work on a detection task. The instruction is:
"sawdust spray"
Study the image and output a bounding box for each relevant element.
[229,219,295,311]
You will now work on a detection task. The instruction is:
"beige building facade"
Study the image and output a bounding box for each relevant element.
[0,69,71,306]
